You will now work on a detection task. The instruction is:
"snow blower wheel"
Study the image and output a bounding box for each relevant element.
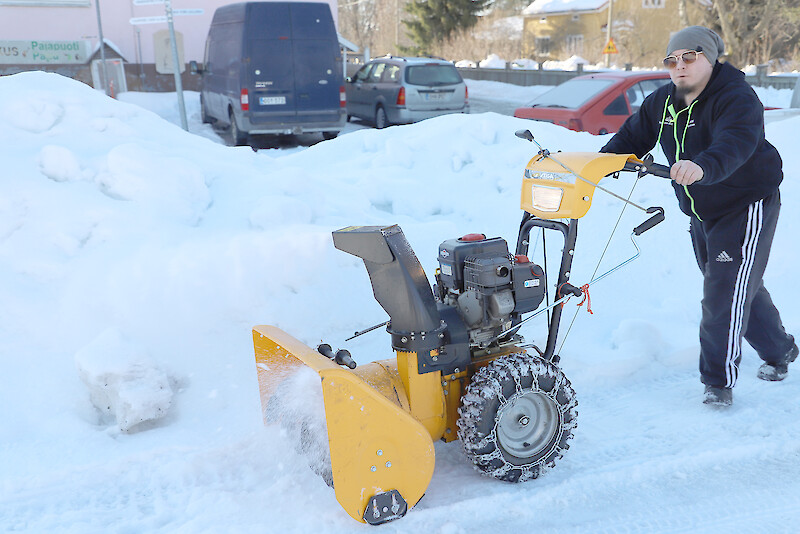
[458,353,577,482]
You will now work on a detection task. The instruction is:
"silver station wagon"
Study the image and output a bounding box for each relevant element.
[345,56,470,128]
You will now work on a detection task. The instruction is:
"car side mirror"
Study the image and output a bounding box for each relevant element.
[189,60,203,75]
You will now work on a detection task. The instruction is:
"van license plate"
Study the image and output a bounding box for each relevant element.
[259,96,286,105]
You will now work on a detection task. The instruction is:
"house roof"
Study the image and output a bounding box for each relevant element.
[522,0,608,16]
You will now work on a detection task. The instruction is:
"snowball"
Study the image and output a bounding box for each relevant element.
[38,145,82,183]
[75,328,173,432]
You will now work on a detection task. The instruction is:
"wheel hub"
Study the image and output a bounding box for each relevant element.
[496,391,559,460]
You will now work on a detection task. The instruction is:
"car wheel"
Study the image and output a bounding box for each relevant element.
[374,106,389,129]
[598,128,609,135]
[229,110,248,146]
[322,131,338,141]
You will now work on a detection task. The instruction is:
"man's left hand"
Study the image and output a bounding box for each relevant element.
[670,160,704,185]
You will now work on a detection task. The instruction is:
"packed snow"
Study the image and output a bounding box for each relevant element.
[1,71,800,533]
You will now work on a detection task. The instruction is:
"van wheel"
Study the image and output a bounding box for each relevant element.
[374,106,389,129]
[322,131,338,141]
[200,95,212,124]
[229,110,247,146]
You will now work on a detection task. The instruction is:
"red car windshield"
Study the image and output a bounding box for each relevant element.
[529,78,617,109]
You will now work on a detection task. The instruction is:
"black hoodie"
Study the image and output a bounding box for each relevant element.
[601,62,783,221]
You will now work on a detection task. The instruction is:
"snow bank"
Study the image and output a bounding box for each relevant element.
[2,71,800,532]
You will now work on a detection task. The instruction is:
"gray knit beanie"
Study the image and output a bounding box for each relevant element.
[666,26,725,64]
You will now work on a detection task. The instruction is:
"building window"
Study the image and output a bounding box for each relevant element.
[565,34,584,56]
[0,0,89,4]
[642,0,665,7]
[535,36,551,55]
[571,14,580,21]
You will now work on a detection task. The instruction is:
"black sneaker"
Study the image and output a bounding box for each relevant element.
[703,385,733,406]
[757,337,799,382]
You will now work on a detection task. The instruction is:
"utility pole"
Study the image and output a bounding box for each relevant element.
[94,0,109,95]
[605,0,613,68]
[165,0,189,131]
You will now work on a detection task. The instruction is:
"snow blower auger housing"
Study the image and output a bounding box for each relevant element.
[253,130,670,525]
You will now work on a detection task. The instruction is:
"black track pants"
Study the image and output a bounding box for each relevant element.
[690,192,792,388]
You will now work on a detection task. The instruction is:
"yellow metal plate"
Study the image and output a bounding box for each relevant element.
[253,325,435,523]
[521,152,640,219]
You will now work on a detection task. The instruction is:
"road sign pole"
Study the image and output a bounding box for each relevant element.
[605,0,613,68]
[95,0,109,94]
[165,0,189,130]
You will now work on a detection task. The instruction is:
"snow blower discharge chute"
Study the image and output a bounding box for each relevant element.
[253,130,671,525]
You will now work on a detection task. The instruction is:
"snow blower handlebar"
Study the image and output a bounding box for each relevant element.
[622,154,672,179]
[515,129,670,236]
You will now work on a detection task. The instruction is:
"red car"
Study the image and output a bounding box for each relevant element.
[514,71,671,135]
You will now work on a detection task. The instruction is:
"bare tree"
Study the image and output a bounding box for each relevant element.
[339,0,379,54]
[432,12,523,63]
[699,0,800,66]
[678,0,691,27]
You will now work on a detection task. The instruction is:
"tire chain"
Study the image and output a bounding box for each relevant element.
[457,352,578,482]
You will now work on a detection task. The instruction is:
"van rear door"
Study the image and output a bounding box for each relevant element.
[288,2,342,124]
[245,3,297,125]
[246,38,298,124]
[245,2,342,128]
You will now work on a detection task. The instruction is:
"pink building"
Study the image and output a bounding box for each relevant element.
[0,0,340,91]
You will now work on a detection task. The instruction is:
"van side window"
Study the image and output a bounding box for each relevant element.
[382,65,401,83]
[369,63,386,83]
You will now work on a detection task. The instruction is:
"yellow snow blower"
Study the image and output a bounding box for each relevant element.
[253,130,670,525]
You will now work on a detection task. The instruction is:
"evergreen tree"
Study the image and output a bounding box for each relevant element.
[402,0,493,55]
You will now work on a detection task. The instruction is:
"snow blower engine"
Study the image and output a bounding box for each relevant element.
[253,129,671,525]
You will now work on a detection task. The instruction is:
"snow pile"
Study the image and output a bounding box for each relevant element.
[479,53,508,69]
[2,71,800,532]
[75,328,173,432]
[543,55,590,70]
[511,58,540,70]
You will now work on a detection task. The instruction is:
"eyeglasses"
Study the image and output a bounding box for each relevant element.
[663,50,704,69]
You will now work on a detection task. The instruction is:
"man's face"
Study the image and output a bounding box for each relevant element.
[666,48,714,96]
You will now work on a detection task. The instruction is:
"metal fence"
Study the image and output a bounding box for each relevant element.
[457,64,799,90]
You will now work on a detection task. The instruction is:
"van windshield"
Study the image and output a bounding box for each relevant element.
[406,64,462,86]
[530,79,616,109]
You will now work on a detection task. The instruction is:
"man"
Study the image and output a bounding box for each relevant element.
[601,26,797,407]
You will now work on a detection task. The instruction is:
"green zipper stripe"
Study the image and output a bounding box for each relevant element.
[662,97,702,220]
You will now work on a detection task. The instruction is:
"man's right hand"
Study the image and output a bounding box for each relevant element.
[671,159,704,186]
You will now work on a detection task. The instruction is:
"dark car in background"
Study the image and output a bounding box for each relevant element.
[346,56,469,128]
[191,1,346,146]
[514,71,671,135]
